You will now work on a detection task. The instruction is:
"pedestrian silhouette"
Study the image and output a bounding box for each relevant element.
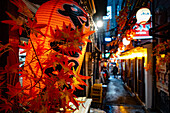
[112,65,118,78]
[102,67,109,84]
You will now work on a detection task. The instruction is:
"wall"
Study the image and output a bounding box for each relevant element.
[143,43,153,108]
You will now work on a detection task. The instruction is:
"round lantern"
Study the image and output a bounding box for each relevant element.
[123,38,130,45]
[23,0,90,93]
[136,8,151,24]
[103,62,107,67]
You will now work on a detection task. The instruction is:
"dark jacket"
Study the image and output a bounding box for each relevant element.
[112,66,118,75]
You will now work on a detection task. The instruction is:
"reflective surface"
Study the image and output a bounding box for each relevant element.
[90,75,147,113]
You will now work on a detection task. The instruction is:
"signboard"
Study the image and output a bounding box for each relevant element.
[103,6,112,20]
[136,8,151,24]
[133,22,152,39]
[105,37,111,42]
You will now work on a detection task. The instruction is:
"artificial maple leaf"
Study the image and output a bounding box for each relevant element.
[49,26,64,42]
[73,66,90,80]
[0,103,12,113]
[71,67,90,90]
[0,80,6,88]
[144,60,152,71]
[1,12,24,35]
[54,69,73,86]
[18,42,32,54]
[6,82,29,98]
[0,62,22,75]
[71,77,84,91]
[60,61,74,73]
[58,46,73,56]
[62,22,72,33]
[34,40,48,56]
[81,31,95,42]
[107,19,110,32]
[19,69,29,81]
[10,0,34,18]
[77,74,91,80]
[69,45,82,55]
[57,78,68,88]
[26,97,42,112]
[26,18,47,36]
[42,54,63,71]
[60,88,79,109]
[0,43,10,51]
[0,43,11,57]
[25,89,39,102]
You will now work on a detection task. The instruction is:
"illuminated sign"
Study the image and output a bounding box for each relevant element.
[136,8,151,24]
[133,22,152,39]
[102,53,110,58]
[105,37,111,42]
[103,6,112,20]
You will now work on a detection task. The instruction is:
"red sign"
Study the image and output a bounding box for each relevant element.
[133,22,152,39]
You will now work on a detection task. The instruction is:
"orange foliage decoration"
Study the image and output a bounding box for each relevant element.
[23,0,91,94]
[115,0,131,34]
[125,29,135,41]
[106,19,110,32]
[0,0,94,112]
[144,60,152,71]
[107,0,133,58]
[152,40,170,79]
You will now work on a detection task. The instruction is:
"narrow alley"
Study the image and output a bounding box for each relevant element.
[0,0,169,113]
[90,75,147,113]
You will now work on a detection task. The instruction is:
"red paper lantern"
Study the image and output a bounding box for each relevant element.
[23,0,90,93]
[104,62,107,67]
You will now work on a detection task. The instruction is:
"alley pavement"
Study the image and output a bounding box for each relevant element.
[90,75,147,113]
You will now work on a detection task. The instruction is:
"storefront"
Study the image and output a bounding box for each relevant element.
[119,46,153,108]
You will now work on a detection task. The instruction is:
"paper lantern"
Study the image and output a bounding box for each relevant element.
[126,30,134,40]
[103,62,107,67]
[123,38,130,46]
[23,0,90,92]
[136,8,151,24]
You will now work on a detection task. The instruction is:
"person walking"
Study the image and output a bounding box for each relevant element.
[102,67,109,84]
[111,65,118,78]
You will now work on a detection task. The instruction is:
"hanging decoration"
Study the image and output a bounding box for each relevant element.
[122,37,130,46]
[125,29,135,41]
[0,0,94,112]
[107,19,110,32]
[136,8,151,24]
[23,0,91,93]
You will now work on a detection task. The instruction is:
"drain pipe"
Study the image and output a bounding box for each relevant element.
[151,0,157,110]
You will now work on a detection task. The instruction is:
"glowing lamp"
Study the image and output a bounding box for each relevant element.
[97,20,103,28]
[136,8,151,24]
[126,30,134,40]
[104,62,107,67]
[23,0,90,93]
[123,38,130,45]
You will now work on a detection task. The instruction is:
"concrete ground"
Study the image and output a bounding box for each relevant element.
[90,75,148,113]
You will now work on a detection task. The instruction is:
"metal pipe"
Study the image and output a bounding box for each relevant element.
[151,0,157,110]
